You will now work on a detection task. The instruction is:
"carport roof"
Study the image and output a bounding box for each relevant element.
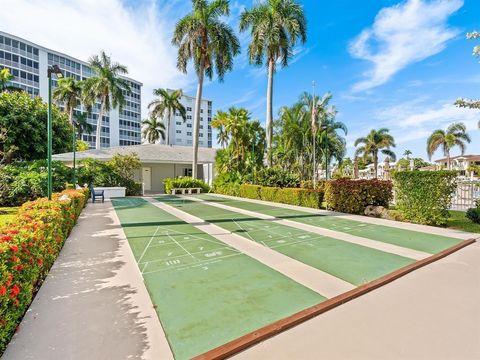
[53,143,217,164]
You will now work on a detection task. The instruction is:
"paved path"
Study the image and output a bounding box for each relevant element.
[3,201,173,360]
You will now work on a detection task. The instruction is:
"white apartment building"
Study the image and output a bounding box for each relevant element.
[0,31,142,148]
[162,90,213,148]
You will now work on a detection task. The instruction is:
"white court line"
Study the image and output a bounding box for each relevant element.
[138,245,237,266]
[147,197,355,298]
[167,232,199,262]
[187,196,431,261]
[137,226,161,264]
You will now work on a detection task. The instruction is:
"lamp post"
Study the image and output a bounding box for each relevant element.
[72,119,78,186]
[321,124,328,180]
[47,65,63,200]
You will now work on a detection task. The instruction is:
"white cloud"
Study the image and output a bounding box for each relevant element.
[349,0,463,92]
[0,0,194,117]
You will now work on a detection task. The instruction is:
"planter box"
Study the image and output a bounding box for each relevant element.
[94,187,126,199]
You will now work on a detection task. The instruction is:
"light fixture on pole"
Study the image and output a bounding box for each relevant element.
[47,65,63,200]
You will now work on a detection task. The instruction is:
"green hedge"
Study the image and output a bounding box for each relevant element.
[392,170,457,226]
[238,184,323,208]
[325,178,393,214]
[0,188,89,354]
[163,177,210,194]
[255,168,300,188]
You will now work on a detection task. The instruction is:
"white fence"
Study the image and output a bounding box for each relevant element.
[450,181,480,211]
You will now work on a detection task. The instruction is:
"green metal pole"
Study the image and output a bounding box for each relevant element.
[72,125,76,186]
[47,73,53,200]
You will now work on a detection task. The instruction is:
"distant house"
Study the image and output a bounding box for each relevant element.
[434,155,480,177]
[53,144,217,193]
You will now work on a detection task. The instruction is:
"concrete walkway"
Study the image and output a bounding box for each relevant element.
[233,240,480,360]
[3,201,173,360]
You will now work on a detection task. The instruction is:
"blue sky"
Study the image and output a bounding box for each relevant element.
[2,0,479,162]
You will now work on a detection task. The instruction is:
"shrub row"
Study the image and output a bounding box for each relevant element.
[392,170,457,226]
[163,177,210,194]
[324,178,393,214]
[239,184,324,208]
[0,188,89,354]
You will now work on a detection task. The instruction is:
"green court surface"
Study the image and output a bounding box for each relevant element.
[155,196,414,285]
[112,198,324,359]
[196,194,464,254]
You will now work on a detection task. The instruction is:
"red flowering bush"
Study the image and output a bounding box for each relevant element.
[325,178,393,214]
[0,188,88,353]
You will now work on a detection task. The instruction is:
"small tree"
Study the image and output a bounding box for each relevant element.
[354,128,396,178]
[427,123,471,169]
[142,117,166,144]
[107,153,141,181]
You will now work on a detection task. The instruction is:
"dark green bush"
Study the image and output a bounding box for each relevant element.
[238,184,323,208]
[392,170,457,226]
[466,207,480,224]
[325,178,393,214]
[212,173,241,196]
[255,168,300,188]
[163,177,210,194]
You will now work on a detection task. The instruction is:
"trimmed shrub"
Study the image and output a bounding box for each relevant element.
[466,207,480,224]
[237,184,323,208]
[0,188,89,353]
[255,168,300,188]
[239,184,261,199]
[163,177,210,194]
[325,178,393,214]
[392,170,457,226]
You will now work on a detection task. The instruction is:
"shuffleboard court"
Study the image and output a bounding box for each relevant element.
[154,196,415,286]
[195,194,465,254]
[112,197,324,359]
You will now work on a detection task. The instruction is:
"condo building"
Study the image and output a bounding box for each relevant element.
[0,31,142,148]
[163,90,213,148]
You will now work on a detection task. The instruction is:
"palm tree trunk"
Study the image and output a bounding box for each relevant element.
[192,62,205,179]
[166,108,171,146]
[95,102,104,150]
[447,150,451,170]
[266,59,274,167]
[374,153,378,179]
[69,106,74,125]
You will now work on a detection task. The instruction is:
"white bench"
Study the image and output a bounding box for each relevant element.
[93,187,126,199]
[171,188,202,195]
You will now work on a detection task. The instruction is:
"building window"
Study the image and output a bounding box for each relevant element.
[187,123,192,128]
[176,130,181,134]
[187,132,192,136]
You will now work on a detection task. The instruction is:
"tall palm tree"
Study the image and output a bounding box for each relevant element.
[211,110,230,148]
[83,51,131,149]
[240,0,307,167]
[74,112,93,139]
[142,117,166,144]
[148,88,186,145]
[172,0,240,179]
[355,128,396,179]
[427,122,471,169]
[403,149,412,159]
[53,77,82,124]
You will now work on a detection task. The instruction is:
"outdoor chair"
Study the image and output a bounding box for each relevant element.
[90,186,105,203]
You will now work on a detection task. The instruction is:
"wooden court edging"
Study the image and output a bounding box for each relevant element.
[193,238,476,360]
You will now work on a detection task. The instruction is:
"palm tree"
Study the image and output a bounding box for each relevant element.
[53,77,82,124]
[427,122,471,169]
[240,0,307,167]
[0,68,20,93]
[142,117,166,144]
[83,51,131,149]
[211,110,230,148]
[172,0,240,179]
[74,112,93,139]
[355,128,396,179]
[148,88,186,145]
[403,149,412,159]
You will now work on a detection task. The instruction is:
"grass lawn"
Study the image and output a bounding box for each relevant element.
[447,211,480,233]
[0,207,19,227]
